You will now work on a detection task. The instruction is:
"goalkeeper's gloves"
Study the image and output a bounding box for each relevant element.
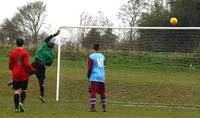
[53,30,61,37]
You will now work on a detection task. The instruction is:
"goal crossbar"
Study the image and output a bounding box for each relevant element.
[59,26,200,30]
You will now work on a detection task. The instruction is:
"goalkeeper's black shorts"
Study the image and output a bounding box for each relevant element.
[31,59,46,80]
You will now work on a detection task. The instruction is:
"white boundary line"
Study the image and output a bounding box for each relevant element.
[109,101,200,109]
[61,99,200,109]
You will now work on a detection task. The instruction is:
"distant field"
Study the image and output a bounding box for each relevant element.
[1,50,200,118]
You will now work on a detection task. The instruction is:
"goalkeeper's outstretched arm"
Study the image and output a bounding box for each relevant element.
[44,30,60,44]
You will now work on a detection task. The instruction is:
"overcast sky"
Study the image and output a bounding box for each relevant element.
[0,0,126,29]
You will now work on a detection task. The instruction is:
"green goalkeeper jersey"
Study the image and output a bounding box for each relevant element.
[35,42,54,66]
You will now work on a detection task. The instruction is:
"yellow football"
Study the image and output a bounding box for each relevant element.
[170,17,178,25]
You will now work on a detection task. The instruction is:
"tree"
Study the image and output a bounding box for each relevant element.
[137,0,200,52]
[79,12,93,44]
[80,12,93,26]
[0,18,23,47]
[137,1,170,51]
[168,0,200,52]
[13,1,47,49]
[101,29,118,49]
[118,0,152,27]
[92,11,113,26]
[82,28,101,48]
[118,0,152,49]
[79,11,113,48]
[168,0,200,26]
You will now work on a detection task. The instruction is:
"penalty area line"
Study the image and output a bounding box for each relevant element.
[109,101,200,110]
[60,99,200,109]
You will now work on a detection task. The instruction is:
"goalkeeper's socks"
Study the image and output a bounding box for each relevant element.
[14,94,20,109]
[40,86,44,97]
[20,91,26,103]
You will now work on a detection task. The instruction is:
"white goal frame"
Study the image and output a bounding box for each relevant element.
[56,26,200,101]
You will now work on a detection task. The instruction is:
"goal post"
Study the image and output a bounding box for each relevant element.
[55,26,200,101]
[56,36,61,101]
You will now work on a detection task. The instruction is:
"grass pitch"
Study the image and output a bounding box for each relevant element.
[1,55,200,118]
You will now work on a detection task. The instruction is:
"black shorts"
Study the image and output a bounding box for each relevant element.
[13,80,28,90]
[32,60,46,80]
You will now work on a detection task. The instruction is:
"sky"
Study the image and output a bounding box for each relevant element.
[0,0,126,30]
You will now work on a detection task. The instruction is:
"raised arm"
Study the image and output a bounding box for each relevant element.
[44,30,60,44]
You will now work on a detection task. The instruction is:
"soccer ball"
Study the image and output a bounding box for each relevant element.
[170,17,178,25]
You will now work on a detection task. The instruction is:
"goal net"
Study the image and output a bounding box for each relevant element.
[55,26,200,108]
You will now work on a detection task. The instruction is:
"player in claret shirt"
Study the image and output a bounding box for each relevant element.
[9,38,36,112]
[87,44,107,112]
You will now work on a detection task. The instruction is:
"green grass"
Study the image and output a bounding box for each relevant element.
[1,101,200,118]
[1,53,200,117]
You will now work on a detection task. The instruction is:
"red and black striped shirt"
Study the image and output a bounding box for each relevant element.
[9,48,35,81]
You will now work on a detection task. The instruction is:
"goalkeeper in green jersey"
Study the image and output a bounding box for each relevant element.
[31,30,60,103]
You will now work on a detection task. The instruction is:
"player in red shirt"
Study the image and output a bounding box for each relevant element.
[8,38,36,112]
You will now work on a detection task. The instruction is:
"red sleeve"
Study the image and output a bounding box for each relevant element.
[8,53,13,70]
[87,57,93,78]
